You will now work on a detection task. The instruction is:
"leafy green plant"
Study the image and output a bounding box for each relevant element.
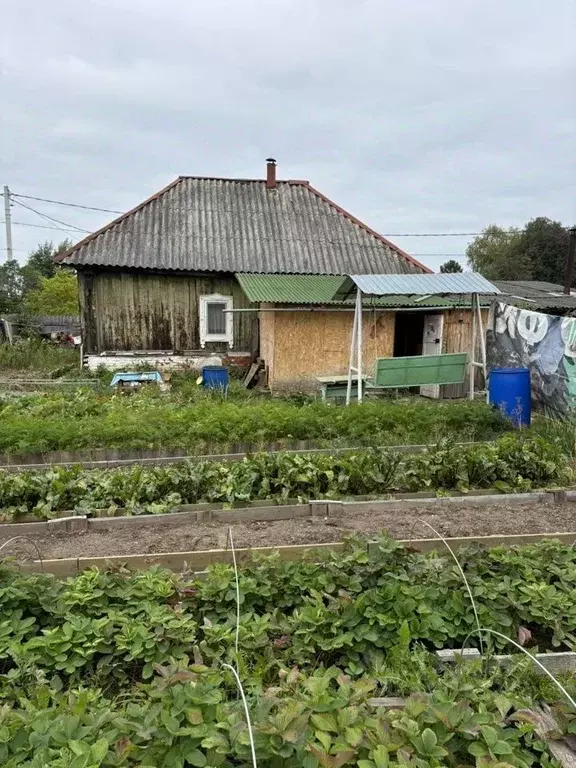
[0,434,565,520]
[0,388,510,455]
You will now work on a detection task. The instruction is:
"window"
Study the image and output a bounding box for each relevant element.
[199,294,233,347]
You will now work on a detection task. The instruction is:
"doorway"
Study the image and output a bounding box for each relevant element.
[393,312,424,357]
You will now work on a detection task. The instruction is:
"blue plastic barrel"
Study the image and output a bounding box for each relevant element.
[202,366,229,392]
[488,367,531,427]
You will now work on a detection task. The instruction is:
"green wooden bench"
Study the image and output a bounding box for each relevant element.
[316,354,467,401]
[367,353,468,389]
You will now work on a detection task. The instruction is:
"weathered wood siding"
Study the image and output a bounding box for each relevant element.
[78,270,255,354]
[263,308,395,389]
[442,308,488,398]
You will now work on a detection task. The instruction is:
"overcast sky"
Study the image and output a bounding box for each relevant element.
[2,0,575,271]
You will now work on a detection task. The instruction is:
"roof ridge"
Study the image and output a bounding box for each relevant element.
[177,175,309,184]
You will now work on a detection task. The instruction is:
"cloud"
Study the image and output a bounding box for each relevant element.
[1,0,575,270]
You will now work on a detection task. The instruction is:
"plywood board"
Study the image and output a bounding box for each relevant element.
[270,309,395,388]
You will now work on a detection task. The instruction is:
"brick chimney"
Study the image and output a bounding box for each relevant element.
[266,158,277,189]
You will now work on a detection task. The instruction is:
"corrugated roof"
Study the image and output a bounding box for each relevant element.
[235,273,487,308]
[236,274,346,303]
[57,177,430,276]
[336,273,500,298]
[494,281,576,310]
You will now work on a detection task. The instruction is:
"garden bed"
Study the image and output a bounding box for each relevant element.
[0,387,509,455]
[1,532,576,766]
[0,434,565,520]
[3,499,576,561]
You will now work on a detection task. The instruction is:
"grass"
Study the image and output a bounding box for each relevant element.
[0,339,79,374]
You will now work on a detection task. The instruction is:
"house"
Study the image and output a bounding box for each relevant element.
[57,159,431,374]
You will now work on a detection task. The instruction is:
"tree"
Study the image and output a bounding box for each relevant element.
[439,259,463,273]
[466,225,526,280]
[466,220,574,283]
[21,240,73,293]
[519,217,571,285]
[25,271,79,315]
[0,259,24,314]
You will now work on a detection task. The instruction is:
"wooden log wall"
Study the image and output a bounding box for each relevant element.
[78,269,255,354]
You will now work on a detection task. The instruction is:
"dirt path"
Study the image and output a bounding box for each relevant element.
[1,500,576,561]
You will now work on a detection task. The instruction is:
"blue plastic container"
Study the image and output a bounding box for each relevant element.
[202,365,229,392]
[488,367,531,427]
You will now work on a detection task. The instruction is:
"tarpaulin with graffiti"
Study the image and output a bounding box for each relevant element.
[487,301,576,415]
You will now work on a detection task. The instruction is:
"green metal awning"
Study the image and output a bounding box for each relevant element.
[235,273,485,308]
[235,274,346,304]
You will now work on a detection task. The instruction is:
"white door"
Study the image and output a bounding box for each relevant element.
[420,314,444,398]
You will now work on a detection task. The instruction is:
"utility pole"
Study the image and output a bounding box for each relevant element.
[3,185,13,260]
[564,227,576,296]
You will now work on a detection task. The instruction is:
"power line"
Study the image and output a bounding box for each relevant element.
[382,231,515,237]
[1,220,86,233]
[10,197,90,233]
[11,192,123,215]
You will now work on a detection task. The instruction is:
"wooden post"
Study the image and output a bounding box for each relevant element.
[469,293,476,400]
[475,293,487,383]
[346,290,359,406]
[357,289,363,403]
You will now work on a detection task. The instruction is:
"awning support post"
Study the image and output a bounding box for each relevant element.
[469,293,476,400]
[468,292,487,400]
[346,288,363,405]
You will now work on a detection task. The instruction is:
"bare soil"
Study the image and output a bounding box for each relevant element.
[1,500,576,562]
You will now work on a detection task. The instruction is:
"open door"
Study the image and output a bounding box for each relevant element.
[420,313,444,398]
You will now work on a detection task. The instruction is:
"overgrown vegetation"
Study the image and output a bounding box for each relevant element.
[0,339,79,374]
[0,434,564,519]
[0,388,510,455]
[0,538,575,765]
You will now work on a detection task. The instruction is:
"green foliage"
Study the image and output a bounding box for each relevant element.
[439,259,462,273]
[0,260,24,314]
[0,540,576,765]
[0,339,79,373]
[0,388,509,455]
[466,218,573,284]
[2,538,576,683]
[26,240,72,280]
[0,241,72,314]
[523,217,572,285]
[0,434,564,519]
[25,271,79,315]
[0,671,559,767]
[466,226,525,280]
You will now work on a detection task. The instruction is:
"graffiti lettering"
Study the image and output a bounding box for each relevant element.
[516,310,548,345]
[495,304,517,338]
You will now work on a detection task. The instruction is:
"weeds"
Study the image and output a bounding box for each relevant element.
[0,339,79,373]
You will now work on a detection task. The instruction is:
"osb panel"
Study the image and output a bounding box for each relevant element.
[269,309,395,387]
[87,270,253,353]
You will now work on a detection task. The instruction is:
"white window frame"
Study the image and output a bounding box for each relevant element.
[199,294,234,348]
